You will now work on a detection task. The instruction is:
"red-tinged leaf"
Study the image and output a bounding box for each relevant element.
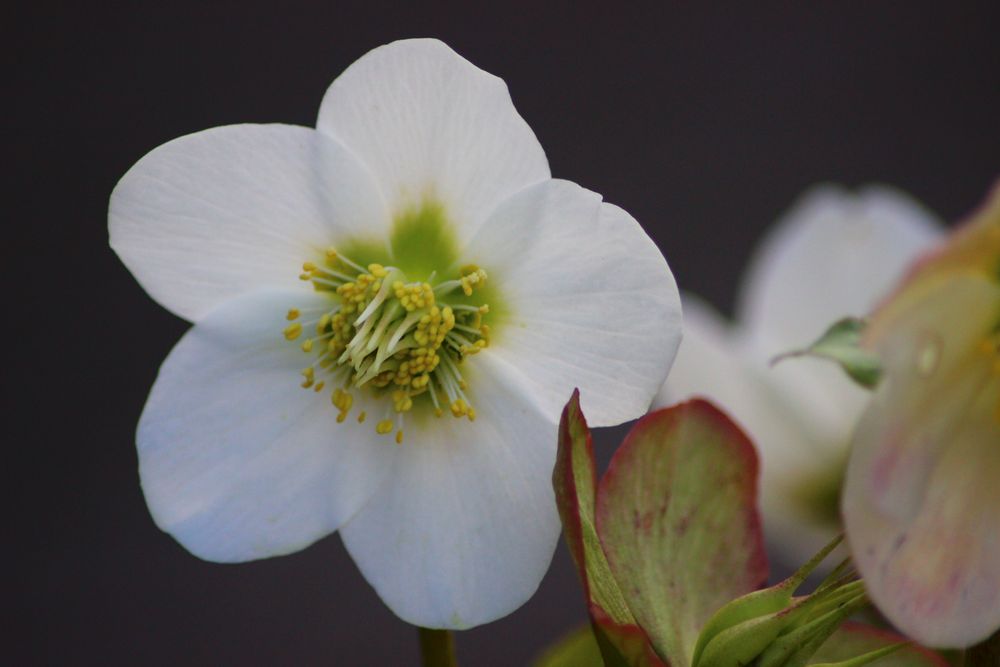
[591,608,671,667]
[595,399,768,667]
[809,622,950,666]
[554,391,667,667]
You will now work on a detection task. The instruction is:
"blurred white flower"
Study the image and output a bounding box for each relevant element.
[655,185,942,565]
[843,184,1000,648]
[110,39,681,628]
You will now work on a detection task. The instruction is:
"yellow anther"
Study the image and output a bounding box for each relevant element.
[395,430,404,445]
[332,388,352,410]
[286,249,493,437]
[299,273,311,281]
[458,267,487,296]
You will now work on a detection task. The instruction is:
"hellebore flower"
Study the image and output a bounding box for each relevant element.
[842,184,1000,648]
[109,39,681,628]
[655,186,942,565]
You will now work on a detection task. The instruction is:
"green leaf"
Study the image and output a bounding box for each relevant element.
[593,399,769,666]
[772,317,882,388]
[533,626,605,667]
[554,391,667,667]
[809,622,950,666]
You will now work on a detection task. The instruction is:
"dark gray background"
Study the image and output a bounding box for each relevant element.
[7,2,998,664]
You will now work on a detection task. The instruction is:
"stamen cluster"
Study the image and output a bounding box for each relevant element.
[283,248,491,443]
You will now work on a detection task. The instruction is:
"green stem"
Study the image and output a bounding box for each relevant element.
[418,627,458,667]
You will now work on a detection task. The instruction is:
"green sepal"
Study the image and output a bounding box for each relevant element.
[692,535,843,667]
[807,642,905,667]
[695,549,864,667]
[754,589,868,667]
[773,317,881,388]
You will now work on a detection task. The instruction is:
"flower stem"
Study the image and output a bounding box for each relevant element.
[418,627,457,667]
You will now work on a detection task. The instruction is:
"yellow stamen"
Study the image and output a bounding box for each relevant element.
[285,252,490,439]
[395,430,404,445]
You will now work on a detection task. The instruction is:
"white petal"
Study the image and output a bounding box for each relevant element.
[340,355,560,629]
[735,185,944,446]
[138,289,395,562]
[110,124,389,322]
[843,275,1000,648]
[316,39,549,243]
[739,184,943,353]
[462,179,680,427]
[655,295,845,565]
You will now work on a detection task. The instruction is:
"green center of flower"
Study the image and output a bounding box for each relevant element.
[282,204,498,444]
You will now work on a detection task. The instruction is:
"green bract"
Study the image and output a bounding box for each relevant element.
[772,317,882,389]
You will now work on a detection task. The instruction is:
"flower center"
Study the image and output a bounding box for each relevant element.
[283,247,491,444]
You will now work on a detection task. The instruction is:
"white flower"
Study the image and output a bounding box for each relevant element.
[109,39,681,629]
[843,185,1000,648]
[654,185,942,565]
